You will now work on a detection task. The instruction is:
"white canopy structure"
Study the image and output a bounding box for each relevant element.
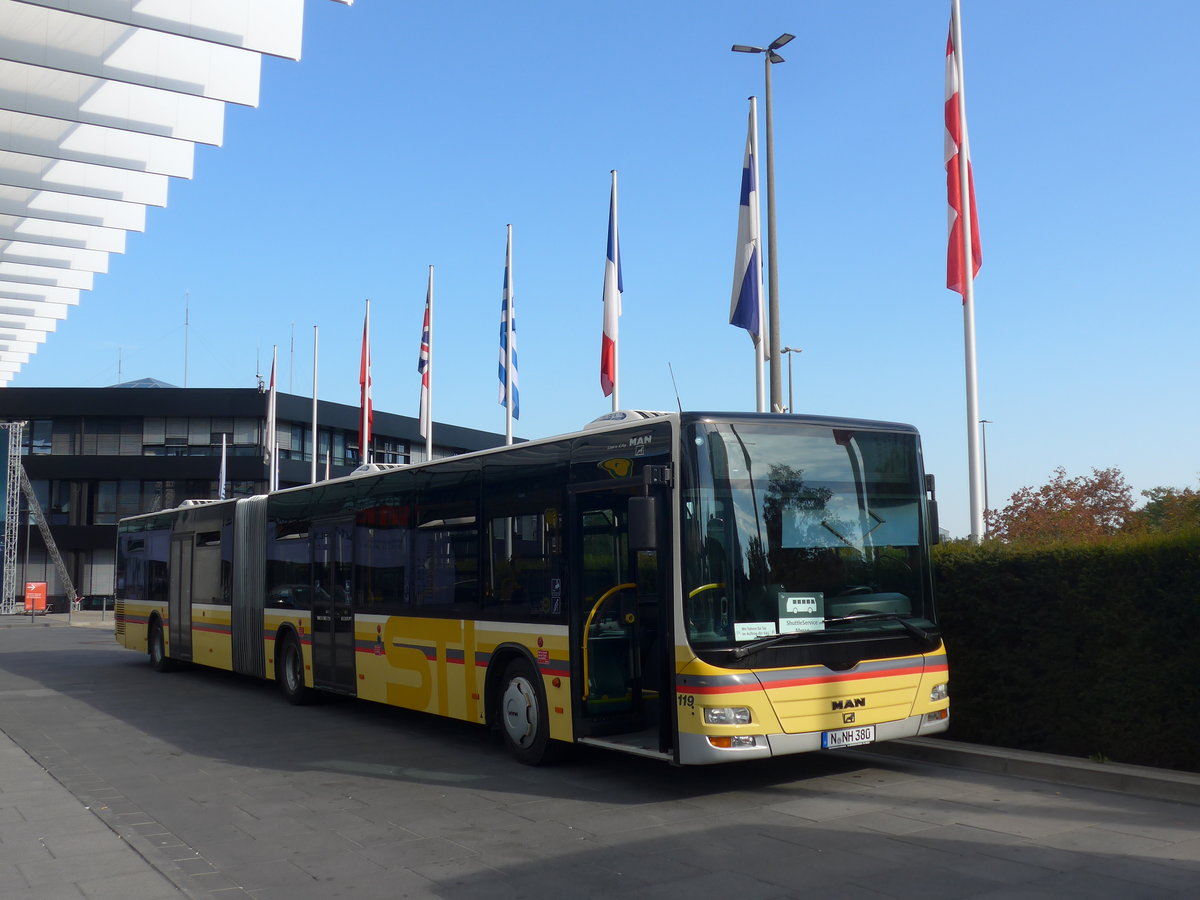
[0,0,353,383]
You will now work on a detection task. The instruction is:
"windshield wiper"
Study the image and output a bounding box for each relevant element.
[730,631,806,660]
[729,613,940,660]
[825,613,940,649]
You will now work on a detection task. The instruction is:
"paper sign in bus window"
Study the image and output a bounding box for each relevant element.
[779,591,824,634]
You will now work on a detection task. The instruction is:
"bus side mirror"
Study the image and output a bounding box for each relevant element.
[628,496,658,551]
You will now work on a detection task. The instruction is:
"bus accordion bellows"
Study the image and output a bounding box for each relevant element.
[114,411,949,765]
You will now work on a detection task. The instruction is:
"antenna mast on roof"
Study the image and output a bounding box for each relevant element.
[183,291,189,388]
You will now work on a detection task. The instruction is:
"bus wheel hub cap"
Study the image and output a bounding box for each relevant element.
[503,678,536,747]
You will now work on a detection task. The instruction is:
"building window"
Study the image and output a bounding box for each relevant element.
[95,482,118,525]
[116,481,141,519]
[29,419,51,455]
[282,423,307,461]
[52,418,78,455]
[188,418,210,447]
[233,417,259,456]
[377,438,407,465]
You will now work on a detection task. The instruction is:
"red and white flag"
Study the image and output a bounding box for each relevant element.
[945,4,982,300]
[358,300,373,464]
[265,346,278,490]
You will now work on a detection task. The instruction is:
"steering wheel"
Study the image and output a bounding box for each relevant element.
[834,585,874,597]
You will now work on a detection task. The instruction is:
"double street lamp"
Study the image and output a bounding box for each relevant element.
[979,419,993,517]
[732,33,794,413]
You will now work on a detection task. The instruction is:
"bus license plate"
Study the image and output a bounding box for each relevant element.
[821,725,876,749]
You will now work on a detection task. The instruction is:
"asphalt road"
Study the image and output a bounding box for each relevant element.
[0,620,1197,899]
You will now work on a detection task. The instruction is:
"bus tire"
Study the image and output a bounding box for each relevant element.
[276,632,315,706]
[499,657,561,766]
[148,619,173,672]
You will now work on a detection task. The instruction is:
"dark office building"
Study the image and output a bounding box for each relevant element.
[0,383,507,608]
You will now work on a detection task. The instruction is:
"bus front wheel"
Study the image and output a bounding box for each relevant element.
[276,632,315,706]
[499,657,561,766]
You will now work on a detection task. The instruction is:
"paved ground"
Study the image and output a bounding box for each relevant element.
[0,613,1197,899]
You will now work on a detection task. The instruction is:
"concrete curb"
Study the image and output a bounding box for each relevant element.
[0,611,114,629]
[849,737,1200,806]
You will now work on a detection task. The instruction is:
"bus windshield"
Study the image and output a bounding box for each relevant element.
[681,420,934,649]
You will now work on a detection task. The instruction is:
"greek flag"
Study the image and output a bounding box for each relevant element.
[498,226,519,420]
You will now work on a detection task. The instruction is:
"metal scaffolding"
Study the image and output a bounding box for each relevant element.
[0,422,78,615]
[0,423,19,615]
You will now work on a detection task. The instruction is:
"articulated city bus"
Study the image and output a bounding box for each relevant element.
[114,411,949,765]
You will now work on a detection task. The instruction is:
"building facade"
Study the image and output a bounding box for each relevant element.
[0,384,507,608]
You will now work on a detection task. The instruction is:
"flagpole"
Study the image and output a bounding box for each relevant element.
[952,0,985,541]
[763,50,783,413]
[751,96,766,414]
[218,434,227,500]
[610,172,619,412]
[360,299,372,465]
[425,265,434,459]
[311,325,318,484]
[269,345,278,492]
[504,225,514,445]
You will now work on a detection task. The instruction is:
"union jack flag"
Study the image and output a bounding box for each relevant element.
[418,273,432,439]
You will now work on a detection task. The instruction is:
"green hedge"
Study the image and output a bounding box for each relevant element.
[932,531,1200,771]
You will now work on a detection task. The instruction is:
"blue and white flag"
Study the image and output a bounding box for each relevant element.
[730,98,764,348]
[497,226,519,425]
[218,433,227,500]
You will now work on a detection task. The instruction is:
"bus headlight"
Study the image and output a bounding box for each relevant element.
[704,706,752,725]
[930,683,949,702]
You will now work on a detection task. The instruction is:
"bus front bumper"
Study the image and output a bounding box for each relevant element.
[676,709,950,765]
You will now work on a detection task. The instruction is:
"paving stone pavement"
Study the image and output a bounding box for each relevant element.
[0,613,1196,899]
[0,611,188,898]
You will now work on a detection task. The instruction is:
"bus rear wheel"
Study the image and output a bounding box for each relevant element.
[499,657,562,766]
[276,632,315,705]
[148,620,173,672]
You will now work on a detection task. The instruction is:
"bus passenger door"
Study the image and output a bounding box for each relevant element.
[571,488,668,754]
[168,534,193,661]
[311,521,356,694]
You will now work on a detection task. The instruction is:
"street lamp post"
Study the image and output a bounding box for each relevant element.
[732,33,793,414]
[979,419,993,522]
[780,346,802,413]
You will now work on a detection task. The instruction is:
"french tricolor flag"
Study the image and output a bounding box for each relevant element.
[729,98,763,345]
[730,98,766,411]
[600,170,623,403]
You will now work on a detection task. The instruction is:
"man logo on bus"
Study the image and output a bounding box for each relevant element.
[831,698,866,711]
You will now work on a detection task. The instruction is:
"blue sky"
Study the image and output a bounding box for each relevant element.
[16,0,1199,538]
